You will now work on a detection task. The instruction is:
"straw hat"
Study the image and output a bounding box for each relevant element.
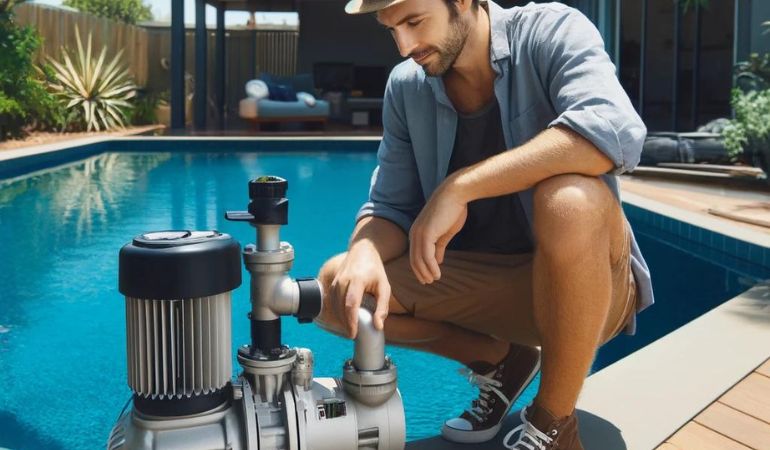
[344,0,410,14]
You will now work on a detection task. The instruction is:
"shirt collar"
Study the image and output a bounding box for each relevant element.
[486,0,511,63]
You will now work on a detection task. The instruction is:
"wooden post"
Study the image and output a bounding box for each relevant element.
[216,5,226,130]
[194,0,207,130]
[171,0,185,129]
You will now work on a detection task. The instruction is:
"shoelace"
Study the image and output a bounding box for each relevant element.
[502,408,555,450]
[459,368,510,422]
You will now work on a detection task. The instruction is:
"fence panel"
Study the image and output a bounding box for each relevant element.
[14,3,149,86]
[14,3,299,126]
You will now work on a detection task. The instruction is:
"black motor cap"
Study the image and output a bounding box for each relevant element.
[247,176,289,225]
[119,230,241,299]
[249,176,288,199]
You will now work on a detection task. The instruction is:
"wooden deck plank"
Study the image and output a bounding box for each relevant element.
[694,402,770,450]
[719,373,770,424]
[655,443,681,450]
[666,423,751,450]
[757,359,770,378]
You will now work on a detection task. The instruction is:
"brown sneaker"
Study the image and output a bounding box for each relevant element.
[502,403,584,450]
[441,344,541,444]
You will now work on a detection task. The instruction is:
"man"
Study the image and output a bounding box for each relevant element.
[315,0,653,448]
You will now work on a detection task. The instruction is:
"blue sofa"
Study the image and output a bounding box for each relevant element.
[238,73,330,127]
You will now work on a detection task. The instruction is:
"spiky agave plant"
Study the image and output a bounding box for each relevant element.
[47,26,136,132]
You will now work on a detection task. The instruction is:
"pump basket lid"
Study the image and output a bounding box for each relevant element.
[119,230,241,299]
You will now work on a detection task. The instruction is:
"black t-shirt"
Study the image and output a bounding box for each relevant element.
[446,100,533,254]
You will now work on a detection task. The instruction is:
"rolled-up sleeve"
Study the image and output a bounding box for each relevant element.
[356,76,424,233]
[535,7,646,174]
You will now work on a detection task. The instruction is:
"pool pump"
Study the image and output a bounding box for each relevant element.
[108,176,405,450]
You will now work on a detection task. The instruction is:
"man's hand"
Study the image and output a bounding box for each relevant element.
[329,241,391,339]
[409,177,468,284]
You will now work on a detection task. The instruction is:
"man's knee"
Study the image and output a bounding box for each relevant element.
[532,174,617,256]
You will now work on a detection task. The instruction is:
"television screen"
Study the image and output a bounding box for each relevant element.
[313,62,354,93]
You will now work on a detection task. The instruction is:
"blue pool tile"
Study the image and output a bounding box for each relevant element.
[714,234,725,251]
[730,238,740,256]
[749,245,763,265]
[695,227,704,244]
[736,241,750,259]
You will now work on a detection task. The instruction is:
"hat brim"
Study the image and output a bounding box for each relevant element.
[344,0,408,15]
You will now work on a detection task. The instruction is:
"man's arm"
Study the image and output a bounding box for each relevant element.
[331,70,421,336]
[408,125,609,283]
[449,125,611,202]
[349,216,408,263]
[409,6,646,284]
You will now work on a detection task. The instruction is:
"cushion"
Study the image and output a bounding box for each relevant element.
[245,80,269,100]
[296,91,317,107]
[265,81,296,102]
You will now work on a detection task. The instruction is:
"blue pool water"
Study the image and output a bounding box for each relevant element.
[1,151,768,450]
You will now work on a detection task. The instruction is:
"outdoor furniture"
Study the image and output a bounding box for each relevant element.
[347,97,384,127]
[238,73,330,130]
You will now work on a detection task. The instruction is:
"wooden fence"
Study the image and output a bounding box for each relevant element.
[14,2,149,86]
[14,3,300,124]
[143,26,299,123]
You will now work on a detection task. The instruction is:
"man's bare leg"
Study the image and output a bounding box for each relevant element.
[531,174,627,418]
[316,254,510,366]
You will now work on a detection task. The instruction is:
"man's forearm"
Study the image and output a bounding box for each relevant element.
[349,216,408,263]
[449,126,614,202]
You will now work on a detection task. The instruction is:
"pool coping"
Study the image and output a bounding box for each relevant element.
[0,136,384,181]
[0,135,384,163]
[622,190,770,249]
[3,136,769,449]
[571,192,770,450]
[575,282,770,450]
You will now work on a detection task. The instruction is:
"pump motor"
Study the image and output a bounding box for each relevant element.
[108,176,405,450]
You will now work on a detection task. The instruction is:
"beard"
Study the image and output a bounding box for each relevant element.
[422,16,470,77]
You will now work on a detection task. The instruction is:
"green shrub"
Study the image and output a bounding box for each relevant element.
[62,0,152,25]
[47,26,136,132]
[734,53,770,92]
[129,91,159,125]
[722,88,770,165]
[0,8,64,139]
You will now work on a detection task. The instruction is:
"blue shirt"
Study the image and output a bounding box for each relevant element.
[357,1,653,333]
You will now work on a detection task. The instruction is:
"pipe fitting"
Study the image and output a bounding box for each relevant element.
[342,306,398,407]
[353,307,385,371]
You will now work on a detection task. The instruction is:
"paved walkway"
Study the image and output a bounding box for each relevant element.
[620,175,770,235]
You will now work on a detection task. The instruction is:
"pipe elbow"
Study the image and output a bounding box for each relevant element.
[353,307,385,371]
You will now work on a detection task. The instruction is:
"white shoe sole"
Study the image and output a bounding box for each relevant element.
[440,354,541,444]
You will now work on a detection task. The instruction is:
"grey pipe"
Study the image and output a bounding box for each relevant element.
[353,300,385,371]
[257,225,281,251]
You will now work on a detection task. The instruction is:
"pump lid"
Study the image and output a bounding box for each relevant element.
[119,230,241,299]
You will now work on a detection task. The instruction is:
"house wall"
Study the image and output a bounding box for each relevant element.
[297,0,403,76]
[750,1,770,55]
[296,0,531,79]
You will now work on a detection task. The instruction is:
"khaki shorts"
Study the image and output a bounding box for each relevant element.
[384,225,637,347]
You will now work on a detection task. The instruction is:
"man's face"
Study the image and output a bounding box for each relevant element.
[377,0,470,77]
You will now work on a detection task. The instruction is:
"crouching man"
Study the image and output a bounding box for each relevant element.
[316,0,653,448]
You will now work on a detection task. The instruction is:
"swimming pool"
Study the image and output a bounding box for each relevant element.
[1,148,768,449]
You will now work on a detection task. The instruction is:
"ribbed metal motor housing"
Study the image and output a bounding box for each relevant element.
[119,230,241,405]
[125,293,232,398]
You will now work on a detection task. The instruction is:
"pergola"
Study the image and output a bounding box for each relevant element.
[170,0,297,130]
